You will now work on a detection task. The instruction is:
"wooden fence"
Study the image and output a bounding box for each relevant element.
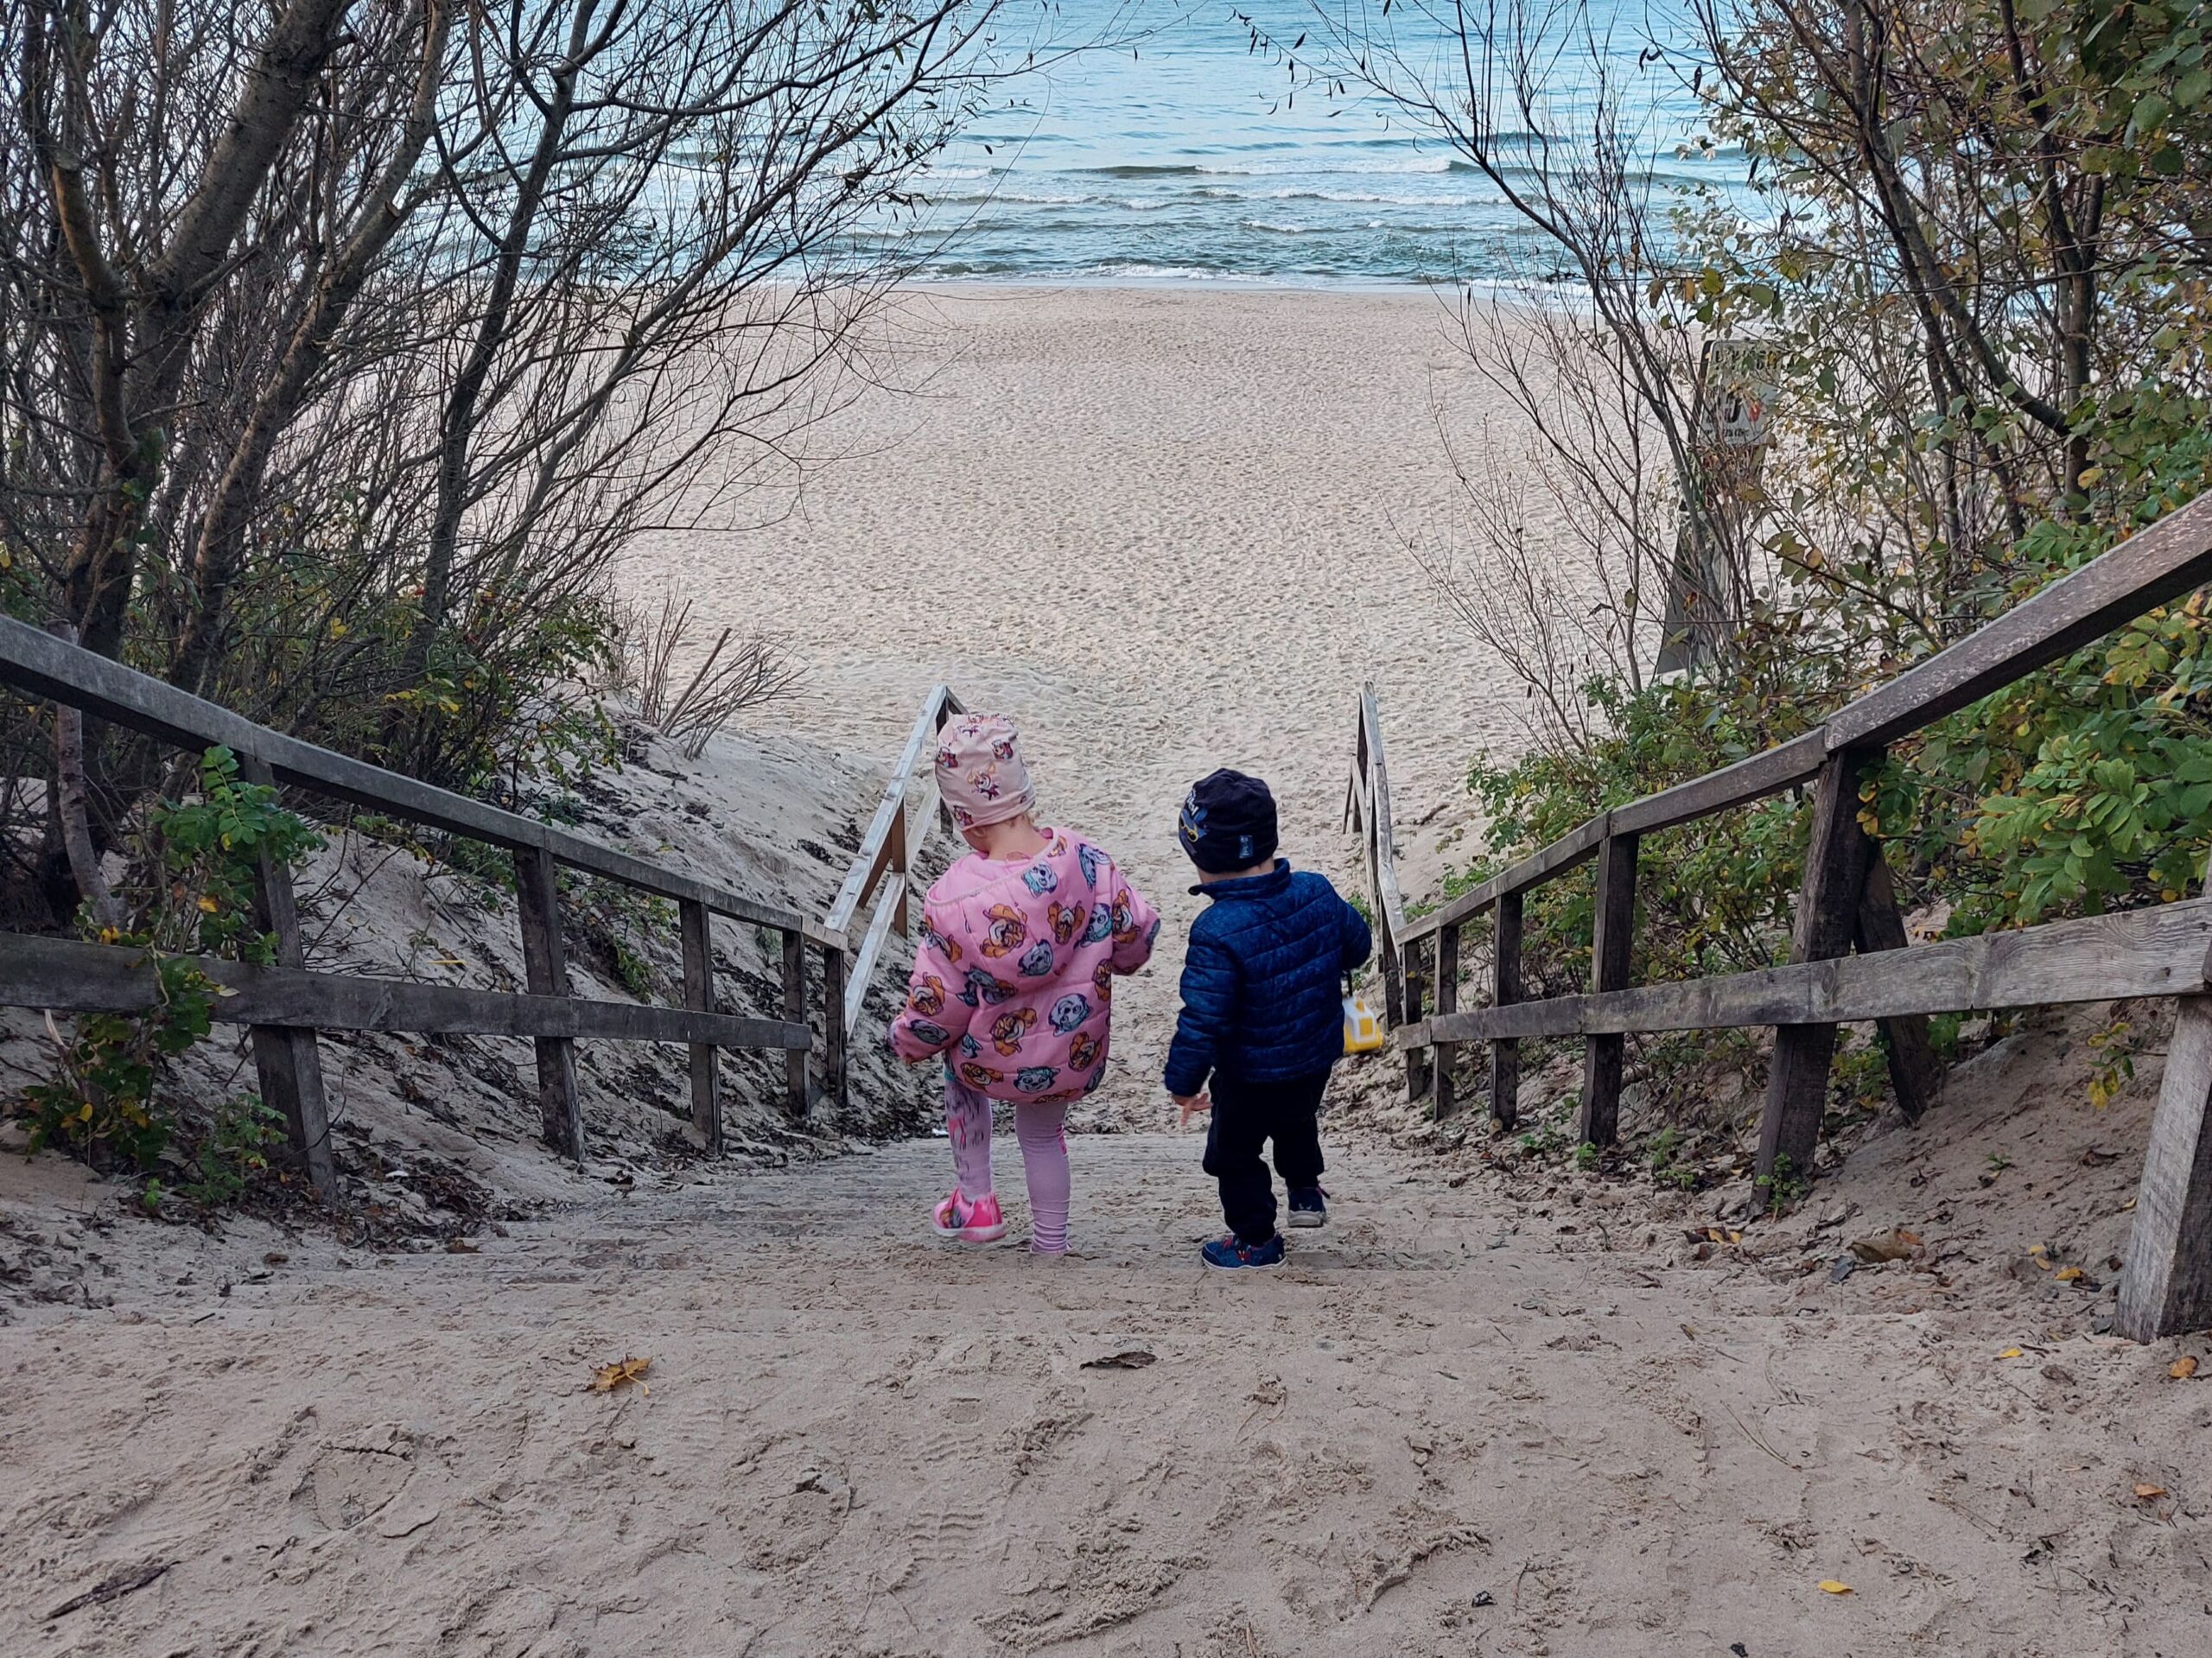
[0,618,827,1195]
[819,685,964,1109]
[1354,490,2212,1341]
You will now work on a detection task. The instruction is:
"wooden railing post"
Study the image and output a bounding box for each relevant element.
[1433,920,1460,1118]
[822,943,848,1118]
[782,925,809,1117]
[514,845,584,1162]
[1853,857,1943,1119]
[1491,889,1522,1129]
[1578,829,1637,1147]
[239,755,336,1201]
[2117,992,2212,1339]
[1756,748,1877,1187]
[678,899,719,1155]
[890,807,911,937]
[1403,933,1430,1103]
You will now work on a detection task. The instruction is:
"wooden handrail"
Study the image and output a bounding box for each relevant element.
[0,617,835,947]
[1360,489,2212,1342]
[819,684,966,1109]
[1397,897,2212,1043]
[1397,489,2212,944]
[0,933,811,1049]
[0,620,822,1185]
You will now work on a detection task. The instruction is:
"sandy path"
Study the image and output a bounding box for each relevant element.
[630,284,1546,1106]
[5,1124,2200,1656]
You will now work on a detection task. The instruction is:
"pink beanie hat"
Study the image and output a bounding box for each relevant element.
[935,713,1036,830]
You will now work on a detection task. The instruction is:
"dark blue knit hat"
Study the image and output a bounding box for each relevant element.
[1178,768,1278,873]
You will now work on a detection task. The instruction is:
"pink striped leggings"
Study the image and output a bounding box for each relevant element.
[944,1070,1070,1254]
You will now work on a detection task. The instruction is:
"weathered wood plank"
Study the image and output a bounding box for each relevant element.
[238,756,336,1201]
[680,899,720,1155]
[844,873,906,1035]
[552,835,818,942]
[1830,490,2212,751]
[0,931,810,1047]
[1491,889,1522,1129]
[827,685,951,936]
[1402,812,1611,944]
[1610,730,1827,836]
[822,944,849,1118]
[1403,932,1431,1104]
[1855,856,1944,1121]
[1433,922,1460,1120]
[1758,750,1878,1185]
[2116,994,2212,1340]
[782,927,810,1116]
[515,846,584,1162]
[1404,895,2212,1044]
[1579,833,1639,1147]
[1361,688,1411,950]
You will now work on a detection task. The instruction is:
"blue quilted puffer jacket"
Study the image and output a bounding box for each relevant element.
[1162,861,1374,1096]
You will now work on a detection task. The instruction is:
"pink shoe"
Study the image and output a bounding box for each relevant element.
[932,1189,1007,1242]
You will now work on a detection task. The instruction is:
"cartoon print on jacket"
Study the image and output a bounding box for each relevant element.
[1082,904,1114,944]
[907,1020,951,1049]
[1092,961,1115,1002]
[920,919,962,964]
[978,904,1027,958]
[1049,993,1090,1033]
[1022,863,1058,896]
[991,1007,1039,1055]
[1017,939,1055,978]
[1048,900,1088,944]
[961,967,1015,1007]
[958,1032,981,1058]
[910,975,946,1019]
[958,1062,1006,1089]
[1015,1065,1058,1093]
[1077,842,1103,887]
[1068,1029,1102,1071]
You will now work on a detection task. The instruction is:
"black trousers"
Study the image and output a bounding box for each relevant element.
[1202,1069,1329,1245]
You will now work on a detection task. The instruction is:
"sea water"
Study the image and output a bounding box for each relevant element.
[892,0,1725,285]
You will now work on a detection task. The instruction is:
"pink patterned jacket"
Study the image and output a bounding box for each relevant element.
[887,828,1159,1104]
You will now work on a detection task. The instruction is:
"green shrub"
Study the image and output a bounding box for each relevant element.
[16,747,320,1174]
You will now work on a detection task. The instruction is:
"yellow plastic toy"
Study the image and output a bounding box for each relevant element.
[1343,990,1387,1055]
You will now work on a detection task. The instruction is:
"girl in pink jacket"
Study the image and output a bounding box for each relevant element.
[888,714,1158,1252]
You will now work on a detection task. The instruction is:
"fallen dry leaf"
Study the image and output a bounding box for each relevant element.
[2170,1356,2199,1380]
[1081,1350,1157,1370]
[1817,1579,1852,1595]
[1850,1229,1919,1264]
[1995,1347,2024,1360]
[588,1355,652,1394]
[2055,1266,2085,1283]
[2134,1483,2167,1500]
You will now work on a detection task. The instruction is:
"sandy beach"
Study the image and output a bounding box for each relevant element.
[629,283,1548,1113]
[5,283,2207,1657]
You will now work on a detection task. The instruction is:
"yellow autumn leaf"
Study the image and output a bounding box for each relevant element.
[197,894,219,914]
[2171,1356,2199,1380]
[2134,1483,2167,1500]
[588,1355,652,1394]
[1996,1347,2024,1360]
[2055,1266,2084,1283]
[1817,1579,1852,1595]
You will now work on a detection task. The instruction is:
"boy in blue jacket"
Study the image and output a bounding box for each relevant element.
[1165,768,1373,1270]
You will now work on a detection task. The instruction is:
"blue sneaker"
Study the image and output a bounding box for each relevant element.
[1287,1186,1328,1229]
[1202,1233,1285,1271]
